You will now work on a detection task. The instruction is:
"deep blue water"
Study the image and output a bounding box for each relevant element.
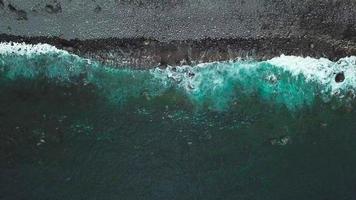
[1,43,356,200]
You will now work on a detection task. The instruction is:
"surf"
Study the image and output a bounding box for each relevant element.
[1,42,355,111]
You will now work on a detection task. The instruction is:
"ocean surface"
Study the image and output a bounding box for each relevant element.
[1,43,356,200]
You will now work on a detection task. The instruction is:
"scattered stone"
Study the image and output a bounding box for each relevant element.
[0,0,4,9]
[335,72,345,83]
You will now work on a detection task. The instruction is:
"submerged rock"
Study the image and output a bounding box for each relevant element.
[188,72,195,78]
[335,72,345,83]
[270,136,291,146]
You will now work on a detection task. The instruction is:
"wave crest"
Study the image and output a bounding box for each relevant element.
[1,42,356,110]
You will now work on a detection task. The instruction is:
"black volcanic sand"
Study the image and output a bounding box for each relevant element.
[1,0,356,67]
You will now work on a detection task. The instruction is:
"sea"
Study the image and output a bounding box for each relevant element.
[1,42,356,200]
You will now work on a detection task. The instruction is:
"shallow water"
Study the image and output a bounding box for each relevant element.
[1,43,356,200]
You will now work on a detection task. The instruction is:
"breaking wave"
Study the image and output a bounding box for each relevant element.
[1,42,356,110]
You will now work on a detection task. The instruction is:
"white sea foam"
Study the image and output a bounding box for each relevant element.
[1,42,356,109]
[2,42,356,97]
[267,55,356,94]
[267,55,334,84]
[151,54,356,109]
[0,42,68,56]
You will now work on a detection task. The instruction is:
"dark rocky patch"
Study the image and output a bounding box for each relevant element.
[342,25,356,41]
[45,2,62,14]
[7,4,28,21]
[94,5,102,13]
[1,0,356,44]
[0,0,4,9]
[7,4,17,12]
[117,0,184,9]
[1,34,356,69]
[16,10,28,20]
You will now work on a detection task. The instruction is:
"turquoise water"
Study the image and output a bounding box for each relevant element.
[1,43,356,199]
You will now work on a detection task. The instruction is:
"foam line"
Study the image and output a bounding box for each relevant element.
[0,42,68,56]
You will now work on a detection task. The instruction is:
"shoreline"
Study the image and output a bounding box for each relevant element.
[1,0,356,68]
[1,34,356,68]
